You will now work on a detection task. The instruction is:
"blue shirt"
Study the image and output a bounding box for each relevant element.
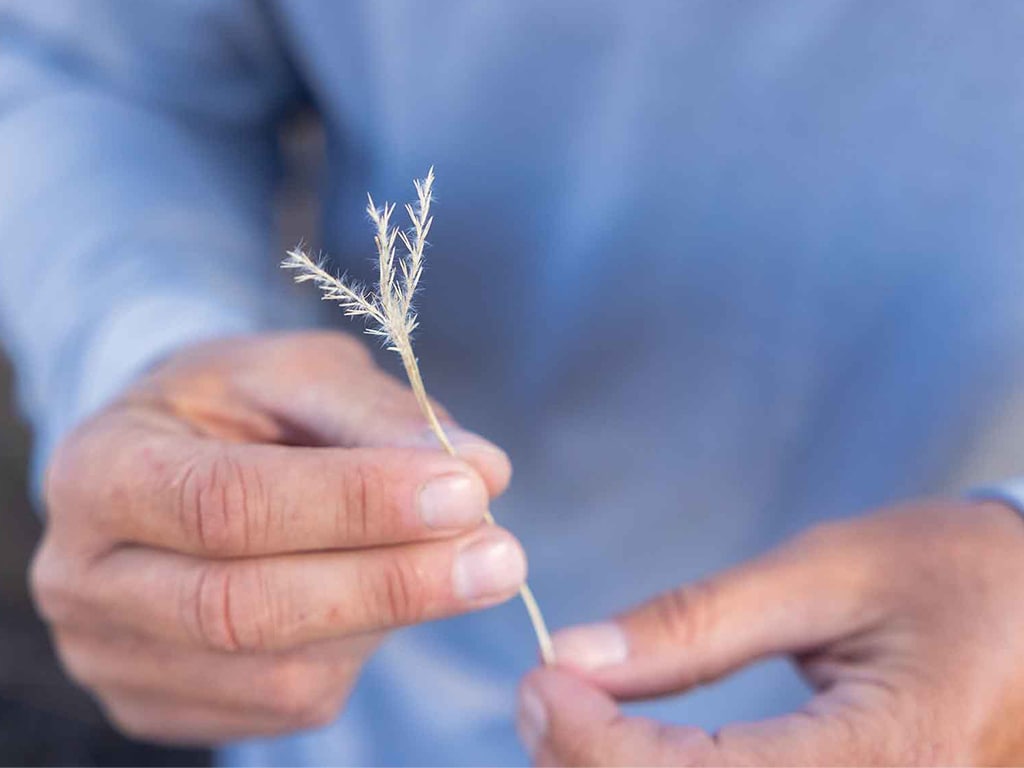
[3,1,1024,764]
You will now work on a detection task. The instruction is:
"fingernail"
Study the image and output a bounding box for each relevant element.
[452,530,526,602]
[551,622,629,670]
[517,684,547,758]
[418,473,487,529]
[443,427,510,460]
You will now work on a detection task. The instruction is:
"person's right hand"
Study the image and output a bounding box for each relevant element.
[30,331,523,745]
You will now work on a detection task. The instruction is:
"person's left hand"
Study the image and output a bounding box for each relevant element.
[518,500,1024,766]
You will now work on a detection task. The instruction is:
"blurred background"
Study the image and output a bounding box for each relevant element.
[0,350,209,766]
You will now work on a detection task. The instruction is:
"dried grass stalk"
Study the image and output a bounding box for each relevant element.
[283,168,555,664]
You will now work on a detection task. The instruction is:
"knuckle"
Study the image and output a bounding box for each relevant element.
[298,698,343,730]
[28,545,59,620]
[339,461,386,542]
[265,661,320,719]
[187,563,237,651]
[265,661,345,729]
[188,562,277,652]
[177,450,265,556]
[43,430,105,526]
[103,699,155,741]
[52,634,101,689]
[107,704,174,744]
[42,438,78,515]
[361,555,430,628]
[46,424,140,534]
[178,454,226,555]
[29,542,81,626]
[649,580,718,649]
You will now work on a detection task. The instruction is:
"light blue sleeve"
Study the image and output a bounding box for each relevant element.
[0,1,301,482]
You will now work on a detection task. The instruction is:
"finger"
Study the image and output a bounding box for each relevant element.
[80,526,526,651]
[151,331,513,494]
[101,690,333,746]
[549,523,881,699]
[56,628,379,717]
[518,667,717,767]
[56,421,504,556]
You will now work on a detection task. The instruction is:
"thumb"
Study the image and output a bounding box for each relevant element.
[518,667,716,767]
[550,524,878,699]
[519,667,893,767]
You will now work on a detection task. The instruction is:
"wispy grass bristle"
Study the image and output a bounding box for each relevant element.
[282,168,555,665]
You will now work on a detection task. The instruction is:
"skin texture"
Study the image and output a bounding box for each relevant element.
[518,501,1024,766]
[31,331,525,745]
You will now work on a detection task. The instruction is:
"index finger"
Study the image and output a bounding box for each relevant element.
[54,419,511,557]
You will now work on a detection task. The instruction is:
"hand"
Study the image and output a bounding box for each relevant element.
[31,331,524,745]
[518,501,1024,765]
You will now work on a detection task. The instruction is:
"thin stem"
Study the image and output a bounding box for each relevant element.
[399,349,556,665]
[287,171,555,666]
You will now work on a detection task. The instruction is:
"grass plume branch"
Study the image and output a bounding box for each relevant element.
[283,168,555,665]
